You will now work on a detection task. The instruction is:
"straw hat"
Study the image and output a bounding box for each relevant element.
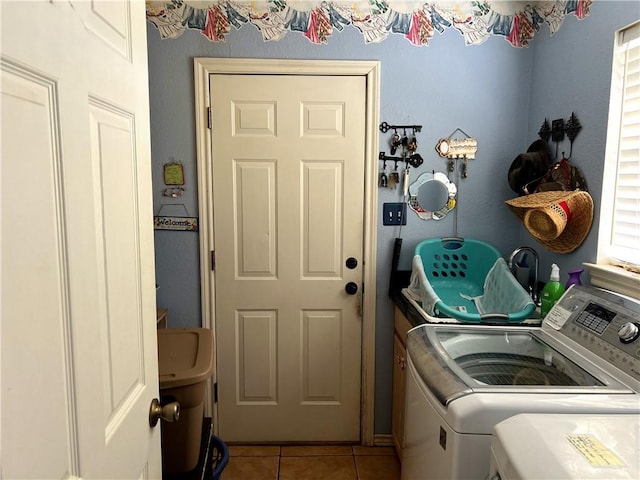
[505,191,594,253]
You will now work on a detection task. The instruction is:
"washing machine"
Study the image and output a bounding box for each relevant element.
[401,285,640,480]
[489,413,640,480]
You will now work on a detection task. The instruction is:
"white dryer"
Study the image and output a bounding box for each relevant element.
[401,286,640,480]
[489,413,640,480]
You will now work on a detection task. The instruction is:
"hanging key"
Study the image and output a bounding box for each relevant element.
[388,170,399,189]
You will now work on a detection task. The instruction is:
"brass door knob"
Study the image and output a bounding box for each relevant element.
[149,398,180,427]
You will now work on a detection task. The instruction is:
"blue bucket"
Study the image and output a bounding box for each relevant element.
[211,435,229,480]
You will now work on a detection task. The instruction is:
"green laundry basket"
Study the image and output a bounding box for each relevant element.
[413,237,535,322]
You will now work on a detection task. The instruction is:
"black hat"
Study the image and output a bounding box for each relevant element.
[508,140,551,195]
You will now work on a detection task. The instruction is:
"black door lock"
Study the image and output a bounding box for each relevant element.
[345,282,358,295]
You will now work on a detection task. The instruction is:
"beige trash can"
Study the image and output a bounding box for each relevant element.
[157,328,214,475]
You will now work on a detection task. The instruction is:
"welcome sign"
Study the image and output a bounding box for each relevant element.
[154,216,198,231]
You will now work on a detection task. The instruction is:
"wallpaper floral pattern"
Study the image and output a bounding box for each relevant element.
[146,1,593,47]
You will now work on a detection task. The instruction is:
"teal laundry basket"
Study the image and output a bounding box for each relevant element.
[413,238,535,322]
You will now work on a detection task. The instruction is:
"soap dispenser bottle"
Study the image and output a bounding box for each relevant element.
[540,263,565,318]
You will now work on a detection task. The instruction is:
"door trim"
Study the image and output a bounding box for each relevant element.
[193,58,379,445]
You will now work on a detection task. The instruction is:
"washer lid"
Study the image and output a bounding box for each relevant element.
[407,324,633,406]
[492,413,640,480]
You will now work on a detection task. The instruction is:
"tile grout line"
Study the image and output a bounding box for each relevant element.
[351,445,359,480]
[352,451,360,480]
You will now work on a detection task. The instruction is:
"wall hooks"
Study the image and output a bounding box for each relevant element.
[538,112,582,159]
[551,118,565,142]
[565,112,582,158]
[379,151,424,169]
[379,121,422,133]
[538,119,551,142]
[565,112,582,141]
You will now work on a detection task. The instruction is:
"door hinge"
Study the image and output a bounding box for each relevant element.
[213,382,218,403]
[207,107,212,129]
[211,250,215,271]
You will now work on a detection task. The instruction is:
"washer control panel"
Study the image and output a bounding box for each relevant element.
[547,286,640,381]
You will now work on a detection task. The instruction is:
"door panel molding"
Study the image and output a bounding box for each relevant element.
[302,160,342,277]
[1,58,79,476]
[193,58,379,445]
[2,1,160,476]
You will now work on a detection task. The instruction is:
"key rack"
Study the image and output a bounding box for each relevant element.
[378,121,424,191]
[379,152,424,169]
[434,127,478,179]
[379,122,422,133]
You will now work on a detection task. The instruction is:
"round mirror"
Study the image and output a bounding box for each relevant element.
[408,171,457,220]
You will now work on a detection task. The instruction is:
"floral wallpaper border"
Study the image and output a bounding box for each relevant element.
[146,1,593,47]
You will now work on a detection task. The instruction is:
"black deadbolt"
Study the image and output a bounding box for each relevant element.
[345,257,358,269]
[345,282,358,295]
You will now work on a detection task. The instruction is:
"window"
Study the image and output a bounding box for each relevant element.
[587,20,640,299]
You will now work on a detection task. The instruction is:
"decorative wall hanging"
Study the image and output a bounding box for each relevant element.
[154,215,198,231]
[435,127,477,179]
[154,204,199,231]
[408,171,457,220]
[146,1,593,48]
[163,161,185,185]
[162,158,186,197]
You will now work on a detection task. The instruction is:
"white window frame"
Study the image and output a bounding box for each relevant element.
[585,20,640,300]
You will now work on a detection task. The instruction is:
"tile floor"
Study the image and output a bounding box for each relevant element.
[220,445,400,480]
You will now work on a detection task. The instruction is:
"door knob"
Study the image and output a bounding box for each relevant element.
[345,257,358,269]
[345,282,358,295]
[149,398,180,427]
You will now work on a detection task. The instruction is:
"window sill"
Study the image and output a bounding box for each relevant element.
[583,263,640,300]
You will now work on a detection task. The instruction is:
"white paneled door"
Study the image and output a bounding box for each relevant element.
[1,2,161,478]
[212,75,366,442]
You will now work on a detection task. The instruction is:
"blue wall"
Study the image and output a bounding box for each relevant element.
[525,2,638,280]
[146,2,638,435]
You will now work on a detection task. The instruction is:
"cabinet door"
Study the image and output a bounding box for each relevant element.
[391,332,407,457]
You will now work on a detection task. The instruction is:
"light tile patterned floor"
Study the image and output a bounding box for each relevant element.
[220,445,400,480]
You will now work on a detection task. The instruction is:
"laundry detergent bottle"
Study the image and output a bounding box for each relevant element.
[540,263,565,318]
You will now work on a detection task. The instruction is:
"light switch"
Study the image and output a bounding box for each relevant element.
[383,202,407,226]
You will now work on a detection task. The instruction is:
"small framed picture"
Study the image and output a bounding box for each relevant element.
[163,162,184,185]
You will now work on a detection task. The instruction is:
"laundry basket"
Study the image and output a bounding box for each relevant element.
[409,237,535,322]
